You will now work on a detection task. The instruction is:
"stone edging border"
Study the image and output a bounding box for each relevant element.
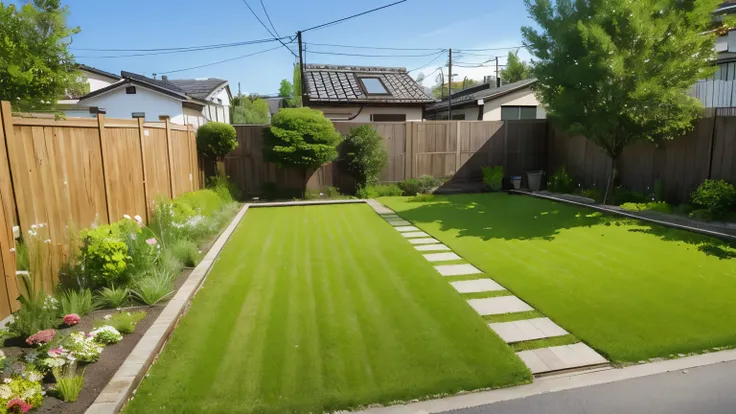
[511,190,736,242]
[86,199,370,414]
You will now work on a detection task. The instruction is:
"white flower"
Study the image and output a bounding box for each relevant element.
[3,378,10,384]
[39,223,46,228]
[103,314,112,320]
[28,371,43,382]
[134,215,143,223]
[0,385,11,399]
[8,248,14,253]
[123,214,131,220]
[30,224,37,230]
[44,239,51,244]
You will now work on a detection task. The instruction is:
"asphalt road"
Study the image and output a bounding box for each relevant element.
[442,360,736,414]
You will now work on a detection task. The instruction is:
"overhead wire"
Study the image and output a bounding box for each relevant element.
[306,49,444,58]
[300,0,407,33]
[70,37,287,53]
[259,0,281,38]
[305,42,443,51]
[157,44,285,74]
[73,38,293,58]
[239,0,298,58]
[408,50,447,72]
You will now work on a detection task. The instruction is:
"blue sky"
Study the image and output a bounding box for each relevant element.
[58,0,535,95]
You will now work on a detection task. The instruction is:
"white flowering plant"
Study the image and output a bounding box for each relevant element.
[63,332,103,363]
[89,326,122,345]
[0,371,44,411]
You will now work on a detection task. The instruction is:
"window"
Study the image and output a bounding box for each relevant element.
[126,86,136,94]
[451,114,465,120]
[131,112,145,118]
[359,77,390,95]
[371,114,406,122]
[501,106,538,120]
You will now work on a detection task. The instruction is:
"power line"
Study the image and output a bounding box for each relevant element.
[455,46,525,52]
[259,0,281,38]
[301,0,407,33]
[71,37,288,53]
[408,50,447,72]
[305,42,443,51]
[307,50,444,58]
[240,0,298,58]
[158,44,285,74]
[74,38,292,58]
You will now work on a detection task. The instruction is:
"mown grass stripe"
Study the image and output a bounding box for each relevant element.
[483,310,545,323]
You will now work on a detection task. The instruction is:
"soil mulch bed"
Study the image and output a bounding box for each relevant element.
[2,268,193,414]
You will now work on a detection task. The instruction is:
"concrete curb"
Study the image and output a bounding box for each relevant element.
[357,349,736,413]
[511,190,736,241]
[85,203,250,414]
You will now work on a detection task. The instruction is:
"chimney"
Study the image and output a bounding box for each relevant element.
[162,75,168,81]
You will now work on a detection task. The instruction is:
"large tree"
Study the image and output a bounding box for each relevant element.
[231,94,270,124]
[0,0,86,111]
[500,50,531,83]
[523,0,720,202]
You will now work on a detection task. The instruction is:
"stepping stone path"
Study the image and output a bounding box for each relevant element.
[364,199,609,376]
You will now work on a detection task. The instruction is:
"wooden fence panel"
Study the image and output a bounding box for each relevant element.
[104,126,146,221]
[170,129,195,197]
[0,103,19,314]
[142,127,173,202]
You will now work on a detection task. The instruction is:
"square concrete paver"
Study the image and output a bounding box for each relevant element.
[467,296,533,315]
[402,231,430,238]
[450,279,505,293]
[408,237,440,245]
[414,244,451,251]
[423,252,462,262]
[394,226,420,232]
[516,343,608,374]
[387,220,412,226]
[435,263,482,276]
[490,317,569,343]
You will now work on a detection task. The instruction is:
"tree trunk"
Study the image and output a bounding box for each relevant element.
[602,156,618,205]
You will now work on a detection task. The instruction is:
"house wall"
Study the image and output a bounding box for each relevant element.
[183,107,207,129]
[84,72,119,93]
[309,104,424,122]
[482,88,546,120]
[80,86,184,122]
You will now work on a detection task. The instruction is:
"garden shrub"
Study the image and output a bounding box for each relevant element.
[482,166,504,191]
[79,224,130,289]
[547,167,574,193]
[409,194,435,203]
[132,269,174,306]
[207,174,240,203]
[8,274,58,338]
[418,174,441,191]
[196,122,238,162]
[690,179,736,218]
[342,125,387,187]
[170,239,201,267]
[620,201,672,214]
[0,375,44,411]
[52,364,84,402]
[94,311,146,334]
[90,326,122,345]
[580,188,601,202]
[63,332,103,363]
[356,184,403,198]
[397,178,422,195]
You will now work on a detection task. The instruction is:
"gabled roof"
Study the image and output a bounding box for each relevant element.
[304,64,435,104]
[78,64,121,81]
[79,71,190,101]
[168,78,229,100]
[426,78,538,112]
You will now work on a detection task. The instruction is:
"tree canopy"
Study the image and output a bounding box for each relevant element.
[500,50,531,83]
[432,79,481,99]
[522,0,720,201]
[0,0,86,110]
[231,94,270,124]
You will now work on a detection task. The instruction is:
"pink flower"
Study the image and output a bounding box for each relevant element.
[145,237,158,246]
[25,329,55,346]
[47,346,64,357]
[63,314,81,326]
[6,399,32,413]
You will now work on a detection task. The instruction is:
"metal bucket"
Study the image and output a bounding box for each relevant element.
[526,170,544,192]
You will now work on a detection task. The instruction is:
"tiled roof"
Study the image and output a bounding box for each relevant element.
[426,79,538,112]
[78,64,121,81]
[304,64,435,104]
[120,71,187,95]
[168,78,228,100]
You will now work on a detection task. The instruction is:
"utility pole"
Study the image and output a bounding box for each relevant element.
[297,31,306,107]
[495,57,500,87]
[448,48,452,120]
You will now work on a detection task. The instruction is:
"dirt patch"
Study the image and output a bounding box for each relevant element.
[4,268,193,414]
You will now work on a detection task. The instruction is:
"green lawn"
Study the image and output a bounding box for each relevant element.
[125,204,529,414]
[379,194,736,363]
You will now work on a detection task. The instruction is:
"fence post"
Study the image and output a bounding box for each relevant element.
[164,119,175,198]
[0,102,19,230]
[96,113,113,223]
[455,121,462,174]
[0,101,20,312]
[404,122,413,179]
[137,118,150,222]
[187,124,195,192]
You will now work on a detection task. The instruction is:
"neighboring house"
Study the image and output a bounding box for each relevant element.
[263,96,285,120]
[424,79,546,121]
[60,66,231,126]
[690,1,736,107]
[303,64,435,122]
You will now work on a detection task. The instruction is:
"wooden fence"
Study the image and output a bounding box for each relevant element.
[226,120,548,195]
[0,101,201,318]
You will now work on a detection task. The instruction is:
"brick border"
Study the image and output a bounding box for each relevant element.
[86,199,370,414]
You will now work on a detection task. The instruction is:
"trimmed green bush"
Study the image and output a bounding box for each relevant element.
[691,179,736,218]
[356,184,403,198]
[343,125,387,187]
[620,201,672,214]
[482,166,504,191]
[80,225,131,289]
[397,175,440,195]
[262,108,342,171]
[196,122,238,161]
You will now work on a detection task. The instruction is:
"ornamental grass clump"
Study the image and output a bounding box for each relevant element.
[59,289,94,316]
[132,270,175,306]
[95,285,130,309]
[52,364,85,402]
